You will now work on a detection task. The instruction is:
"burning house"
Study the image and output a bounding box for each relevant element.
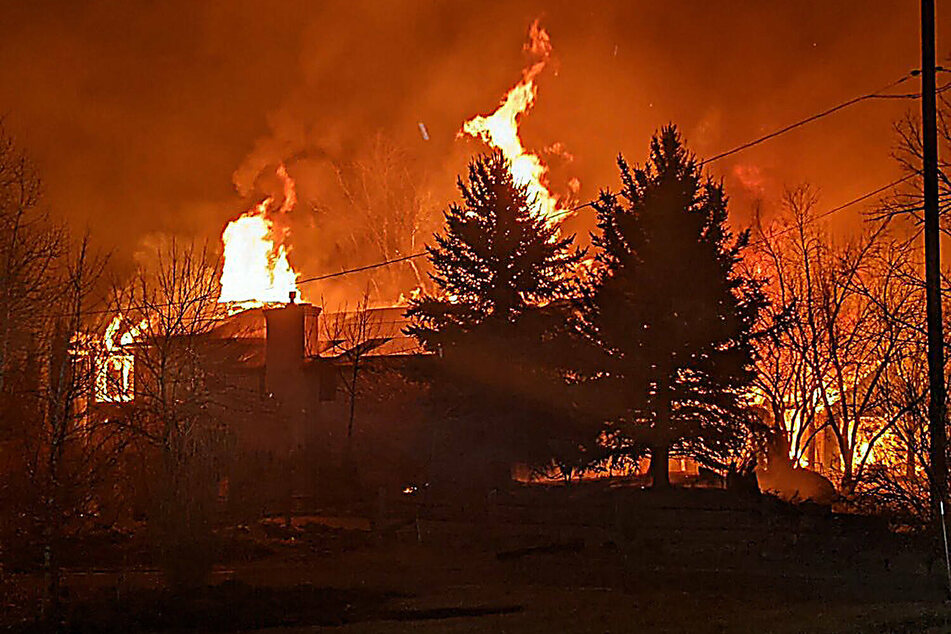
[73,16,899,506]
[85,296,430,518]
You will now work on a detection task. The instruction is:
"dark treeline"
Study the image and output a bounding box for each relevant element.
[0,121,245,618]
[407,127,765,491]
[406,120,949,520]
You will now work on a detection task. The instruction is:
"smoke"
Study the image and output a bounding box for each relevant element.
[0,0,929,304]
[733,164,768,198]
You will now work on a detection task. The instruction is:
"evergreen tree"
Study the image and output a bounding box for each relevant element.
[407,151,582,344]
[580,125,764,488]
[405,151,584,482]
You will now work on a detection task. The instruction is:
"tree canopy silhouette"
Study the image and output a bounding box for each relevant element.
[580,125,765,488]
[405,151,584,481]
[406,151,582,344]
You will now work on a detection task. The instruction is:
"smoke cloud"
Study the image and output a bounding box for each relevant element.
[0,0,931,303]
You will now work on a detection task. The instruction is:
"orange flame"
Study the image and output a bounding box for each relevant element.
[219,165,301,310]
[95,314,146,403]
[460,19,574,223]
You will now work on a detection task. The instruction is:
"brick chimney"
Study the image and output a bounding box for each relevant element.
[263,301,320,402]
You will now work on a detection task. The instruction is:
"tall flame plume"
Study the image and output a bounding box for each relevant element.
[460,19,574,223]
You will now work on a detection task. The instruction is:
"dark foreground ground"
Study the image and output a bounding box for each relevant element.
[5,485,951,633]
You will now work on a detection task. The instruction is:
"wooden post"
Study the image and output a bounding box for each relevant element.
[922,0,947,512]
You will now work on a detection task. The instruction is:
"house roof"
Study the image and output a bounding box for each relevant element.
[209,303,426,365]
[316,306,424,359]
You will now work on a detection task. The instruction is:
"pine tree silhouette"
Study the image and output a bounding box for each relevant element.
[580,125,765,488]
[406,151,582,345]
[405,151,584,482]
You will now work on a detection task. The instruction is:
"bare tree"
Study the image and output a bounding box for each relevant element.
[319,288,386,449]
[329,134,434,300]
[748,191,827,465]
[6,231,122,623]
[0,122,65,395]
[38,235,116,618]
[119,240,227,439]
[863,96,951,512]
[0,123,126,623]
[872,96,951,233]
[114,240,235,589]
[846,230,951,520]
[751,186,918,492]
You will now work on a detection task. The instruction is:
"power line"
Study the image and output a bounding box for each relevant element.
[699,74,922,166]
[292,174,917,290]
[75,173,915,320]
[297,252,426,285]
[747,173,916,247]
[72,72,932,316]
[82,173,909,328]
[198,72,948,294]
[543,74,939,223]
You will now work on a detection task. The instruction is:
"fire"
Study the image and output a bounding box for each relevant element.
[95,314,146,403]
[218,165,301,310]
[460,19,575,223]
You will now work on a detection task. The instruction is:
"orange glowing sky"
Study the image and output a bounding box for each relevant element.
[0,1,943,290]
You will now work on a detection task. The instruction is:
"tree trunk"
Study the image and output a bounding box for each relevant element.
[42,513,62,626]
[841,444,854,495]
[347,362,358,441]
[906,441,916,480]
[650,376,672,489]
[650,443,671,489]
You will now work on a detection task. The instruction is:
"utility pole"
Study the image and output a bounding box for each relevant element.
[922,0,947,512]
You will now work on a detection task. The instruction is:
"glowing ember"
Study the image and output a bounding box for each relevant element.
[460,19,574,223]
[219,165,301,309]
[396,286,423,307]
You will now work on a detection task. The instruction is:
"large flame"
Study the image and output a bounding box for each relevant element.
[460,19,574,223]
[218,165,301,309]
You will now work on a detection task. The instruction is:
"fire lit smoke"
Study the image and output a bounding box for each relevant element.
[218,165,302,309]
[460,19,575,223]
